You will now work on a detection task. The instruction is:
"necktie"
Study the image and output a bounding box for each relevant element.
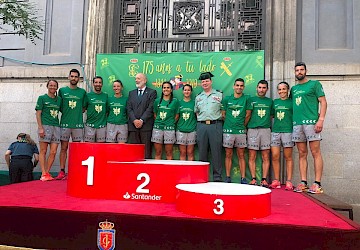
[138,89,143,96]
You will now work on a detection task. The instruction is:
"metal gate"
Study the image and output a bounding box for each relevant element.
[113,0,264,53]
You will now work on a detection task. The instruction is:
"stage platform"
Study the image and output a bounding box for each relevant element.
[0,180,359,249]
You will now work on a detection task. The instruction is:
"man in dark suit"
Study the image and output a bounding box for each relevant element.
[127,73,157,158]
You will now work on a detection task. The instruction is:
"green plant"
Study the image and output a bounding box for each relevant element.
[0,0,44,44]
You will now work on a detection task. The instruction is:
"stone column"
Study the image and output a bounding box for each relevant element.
[264,0,297,98]
[84,0,114,90]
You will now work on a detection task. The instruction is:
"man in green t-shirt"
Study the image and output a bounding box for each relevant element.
[57,69,86,180]
[222,78,252,184]
[247,80,273,187]
[84,76,108,142]
[291,62,327,194]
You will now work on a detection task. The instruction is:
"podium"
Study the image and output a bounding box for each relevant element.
[67,142,209,203]
[67,142,271,219]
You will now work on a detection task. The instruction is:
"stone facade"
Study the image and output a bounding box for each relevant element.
[0,0,359,209]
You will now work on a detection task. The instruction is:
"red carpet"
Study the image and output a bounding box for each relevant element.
[0,181,359,249]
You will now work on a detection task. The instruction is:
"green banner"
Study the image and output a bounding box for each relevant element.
[96,51,264,99]
[95,51,265,183]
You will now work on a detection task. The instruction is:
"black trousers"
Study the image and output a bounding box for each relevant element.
[128,130,153,159]
[9,157,33,184]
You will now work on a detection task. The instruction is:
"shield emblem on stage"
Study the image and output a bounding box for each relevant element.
[97,220,116,250]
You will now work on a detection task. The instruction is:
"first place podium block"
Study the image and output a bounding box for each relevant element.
[67,143,209,203]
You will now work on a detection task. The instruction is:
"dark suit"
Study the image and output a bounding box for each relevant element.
[127,87,157,158]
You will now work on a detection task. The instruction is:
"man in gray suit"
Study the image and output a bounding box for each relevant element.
[127,73,157,158]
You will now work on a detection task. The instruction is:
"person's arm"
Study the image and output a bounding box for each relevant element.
[127,92,137,123]
[5,150,11,168]
[245,110,252,126]
[315,96,327,133]
[33,153,39,168]
[36,110,45,138]
[140,90,157,123]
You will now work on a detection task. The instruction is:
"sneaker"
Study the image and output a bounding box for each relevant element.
[40,173,54,181]
[249,179,257,185]
[308,183,324,194]
[293,182,309,193]
[240,177,248,184]
[285,181,294,191]
[260,179,269,188]
[269,180,281,189]
[225,176,231,183]
[55,171,67,180]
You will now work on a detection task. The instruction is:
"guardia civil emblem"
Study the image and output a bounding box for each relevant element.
[277,111,285,121]
[182,112,190,121]
[257,108,266,118]
[97,220,115,250]
[296,96,302,106]
[95,104,103,113]
[113,107,120,116]
[50,109,58,118]
[160,111,167,120]
[232,109,240,118]
[69,100,76,109]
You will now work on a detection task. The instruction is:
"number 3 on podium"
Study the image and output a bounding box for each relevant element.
[213,198,224,215]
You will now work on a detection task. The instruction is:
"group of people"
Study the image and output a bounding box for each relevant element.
[195,62,327,194]
[4,62,327,195]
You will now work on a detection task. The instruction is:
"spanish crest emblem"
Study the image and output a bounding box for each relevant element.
[97,220,115,250]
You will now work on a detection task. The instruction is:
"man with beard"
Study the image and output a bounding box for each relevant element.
[84,76,108,142]
[57,69,86,180]
[127,73,157,159]
[291,62,327,194]
[247,80,273,187]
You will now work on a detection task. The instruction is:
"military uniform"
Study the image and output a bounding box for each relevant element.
[195,88,223,181]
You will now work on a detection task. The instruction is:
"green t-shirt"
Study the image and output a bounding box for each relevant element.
[290,80,325,125]
[272,98,293,133]
[85,92,108,128]
[221,94,251,134]
[107,95,128,125]
[247,96,273,129]
[59,86,87,128]
[35,94,62,127]
[176,99,196,133]
[153,97,179,130]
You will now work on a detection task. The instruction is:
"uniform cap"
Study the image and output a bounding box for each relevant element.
[199,72,214,80]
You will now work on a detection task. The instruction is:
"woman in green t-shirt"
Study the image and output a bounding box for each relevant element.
[35,79,62,181]
[176,84,197,160]
[151,82,179,159]
[269,82,294,190]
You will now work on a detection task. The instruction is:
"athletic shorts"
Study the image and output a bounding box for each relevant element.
[271,132,294,147]
[176,131,196,145]
[106,123,128,143]
[223,133,247,148]
[60,128,84,142]
[151,129,176,144]
[84,126,106,142]
[292,125,322,142]
[247,128,271,150]
[39,125,60,144]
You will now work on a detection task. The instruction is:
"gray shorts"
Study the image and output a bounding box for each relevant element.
[223,133,247,148]
[151,129,176,144]
[271,132,294,147]
[106,123,128,143]
[176,131,196,145]
[60,128,84,142]
[39,125,60,144]
[292,125,322,142]
[247,128,271,150]
[84,126,106,142]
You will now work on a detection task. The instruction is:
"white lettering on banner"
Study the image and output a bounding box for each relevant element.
[213,198,224,215]
[82,156,95,185]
